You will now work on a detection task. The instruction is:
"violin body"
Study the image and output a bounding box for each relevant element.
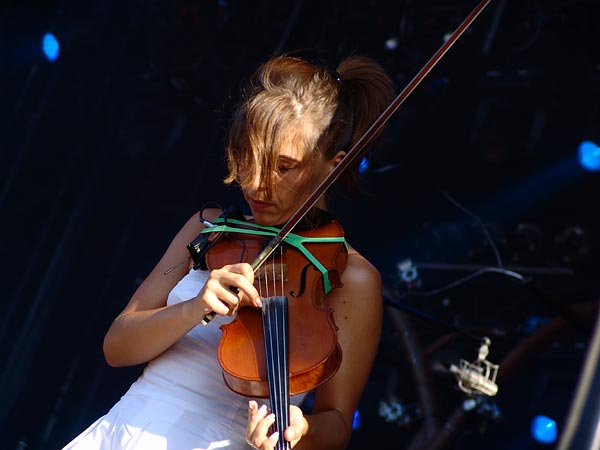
[204,210,347,397]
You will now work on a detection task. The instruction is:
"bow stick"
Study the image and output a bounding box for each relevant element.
[202,0,493,324]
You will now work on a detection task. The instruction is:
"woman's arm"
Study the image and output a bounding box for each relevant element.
[103,209,261,367]
[295,249,383,449]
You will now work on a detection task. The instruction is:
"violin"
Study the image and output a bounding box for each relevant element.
[205,209,347,398]
[191,206,348,450]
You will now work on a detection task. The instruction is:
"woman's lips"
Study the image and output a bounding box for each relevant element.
[248,198,271,210]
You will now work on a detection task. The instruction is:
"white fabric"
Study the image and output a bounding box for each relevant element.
[63,268,306,450]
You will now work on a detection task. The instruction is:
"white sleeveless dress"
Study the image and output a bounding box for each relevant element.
[62,268,307,450]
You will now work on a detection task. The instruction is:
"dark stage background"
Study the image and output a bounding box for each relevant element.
[2,1,600,449]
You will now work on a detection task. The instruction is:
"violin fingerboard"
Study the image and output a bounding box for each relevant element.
[262,295,291,450]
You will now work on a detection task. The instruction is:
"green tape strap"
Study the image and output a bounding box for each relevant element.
[200,217,346,294]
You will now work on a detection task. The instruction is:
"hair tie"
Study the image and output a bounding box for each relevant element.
[331,70,342,85]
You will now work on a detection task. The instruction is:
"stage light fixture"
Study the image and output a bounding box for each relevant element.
[41,32,59,62]
[531,415,557,445]
[578,140,600,172]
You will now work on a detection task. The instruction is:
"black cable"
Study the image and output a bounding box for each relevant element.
[437,187,504,269]
[395,267,524,299]
[383,291,483,343]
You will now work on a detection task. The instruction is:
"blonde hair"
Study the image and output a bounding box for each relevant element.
[224,53,395,198]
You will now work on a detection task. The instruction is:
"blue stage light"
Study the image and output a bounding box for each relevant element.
[42,32,59,61]
[352,409,361,430]
[531,415,557,444]
[578,140,600,172]
[358,157,369,174]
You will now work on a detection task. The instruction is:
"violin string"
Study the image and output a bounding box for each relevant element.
[273,300,283,448]
[279,246,285,300]
[275,249,286,449]
[282,297,290,449]
[263,298,274,428]
[281,246,290,449]
[265,254,279,442]
[278,246,290,449]
[257,267,263,298]
[276,295,290,450]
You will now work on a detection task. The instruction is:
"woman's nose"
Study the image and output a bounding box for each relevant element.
[246,170,268,199]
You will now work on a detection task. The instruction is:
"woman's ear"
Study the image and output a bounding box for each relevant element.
[329,150,347,168]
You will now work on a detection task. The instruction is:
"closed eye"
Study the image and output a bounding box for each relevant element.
[276,155,302,175]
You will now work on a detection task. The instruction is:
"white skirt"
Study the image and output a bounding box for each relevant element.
[62,392,247,450]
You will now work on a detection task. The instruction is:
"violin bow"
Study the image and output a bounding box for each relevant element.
[201,0,493,322]
[249,0,494,268]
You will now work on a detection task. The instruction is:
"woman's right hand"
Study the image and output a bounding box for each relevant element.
[194,262,262,320]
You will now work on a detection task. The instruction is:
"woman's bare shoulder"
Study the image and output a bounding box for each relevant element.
[344,245,381,288]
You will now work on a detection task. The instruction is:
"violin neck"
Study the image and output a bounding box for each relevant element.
[262,295,291,450]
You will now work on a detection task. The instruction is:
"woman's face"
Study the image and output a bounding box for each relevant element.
[242,144,335,226]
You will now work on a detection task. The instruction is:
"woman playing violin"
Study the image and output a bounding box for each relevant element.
[62,52,395,450]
